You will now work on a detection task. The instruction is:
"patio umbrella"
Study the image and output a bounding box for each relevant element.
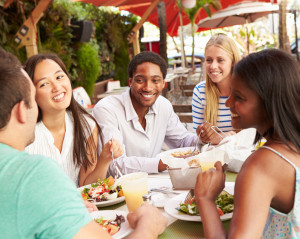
[71,0,277,37]
[197,1,278,53]
[197,1,278,29]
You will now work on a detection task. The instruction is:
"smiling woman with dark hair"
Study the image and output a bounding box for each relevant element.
[23,53,124,186]
[194,49,300,239]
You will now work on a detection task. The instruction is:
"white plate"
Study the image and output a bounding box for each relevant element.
[164,182,234,222]
[91,210,132,239]
[78,185,125,207]
[157,147,198,160]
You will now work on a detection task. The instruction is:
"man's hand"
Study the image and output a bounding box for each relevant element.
[127,203,168,239]
[83,200,98,213]
[158,159,167,172]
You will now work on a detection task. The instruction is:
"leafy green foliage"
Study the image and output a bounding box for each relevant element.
[1,0,137,92]
[114,41,131,86]
[76,41,100,96]
[91,8,138,84]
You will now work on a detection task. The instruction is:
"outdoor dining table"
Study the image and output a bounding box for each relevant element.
[97,171,237,238]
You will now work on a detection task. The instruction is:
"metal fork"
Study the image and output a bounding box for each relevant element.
[150,188,182,195]
[205,126,230,150]
[185,122,220,157]
[189,133,201,156]
[111,137,123,179]
[184,189,194,204]
[173,131,202,158]
[180,124,224,158]
[210,126,226,144]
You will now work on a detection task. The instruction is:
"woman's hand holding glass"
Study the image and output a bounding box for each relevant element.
[194,161,225,203]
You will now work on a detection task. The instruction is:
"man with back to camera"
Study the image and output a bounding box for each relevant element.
[92,51,198,176]
[0,48,167,238]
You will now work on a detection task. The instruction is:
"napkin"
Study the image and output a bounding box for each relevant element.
[160,152,190,174]
[161,148,226,175]
[200,128,256,172]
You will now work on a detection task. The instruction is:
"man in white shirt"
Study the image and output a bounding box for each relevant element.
[93,51,197,176]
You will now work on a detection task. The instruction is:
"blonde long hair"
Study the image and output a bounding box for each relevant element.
[204,33,241,125]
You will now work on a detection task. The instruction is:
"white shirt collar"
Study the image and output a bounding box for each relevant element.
[122,88,158,122]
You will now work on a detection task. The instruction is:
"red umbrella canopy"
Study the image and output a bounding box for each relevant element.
[72,0,277,36]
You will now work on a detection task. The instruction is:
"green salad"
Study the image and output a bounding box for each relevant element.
[177,190,234,216]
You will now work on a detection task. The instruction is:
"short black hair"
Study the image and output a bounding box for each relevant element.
[0,48,31,129]
[128,51,167,79]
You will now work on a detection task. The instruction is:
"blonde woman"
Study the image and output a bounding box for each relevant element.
[192,33,241,145]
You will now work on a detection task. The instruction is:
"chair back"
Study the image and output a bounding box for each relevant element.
[73,86,91,108]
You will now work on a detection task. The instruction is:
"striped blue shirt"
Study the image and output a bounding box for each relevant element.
[192,81,234,132]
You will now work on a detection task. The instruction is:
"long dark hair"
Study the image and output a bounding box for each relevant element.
[23,53,102,170]
[233,49,300,153]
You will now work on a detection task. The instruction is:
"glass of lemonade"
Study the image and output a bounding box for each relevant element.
[200,158,224,171]
[118,172,148,212]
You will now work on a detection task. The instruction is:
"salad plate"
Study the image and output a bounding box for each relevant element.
[78,185,125,207]
[164,182,234,222]
[90,195,125,207]
[91,210,132,239]
[78,177,125,207]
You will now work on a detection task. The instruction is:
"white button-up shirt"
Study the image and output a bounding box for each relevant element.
[92,88,197,176]
[25,111,95,186]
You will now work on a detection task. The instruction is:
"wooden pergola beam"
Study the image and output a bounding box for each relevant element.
[14,0,52,58]
[3,0,14,8]
[127,0,160,55]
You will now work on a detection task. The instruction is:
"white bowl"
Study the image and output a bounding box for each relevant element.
[168,167,202,189]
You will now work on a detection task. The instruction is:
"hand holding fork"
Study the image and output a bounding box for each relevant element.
[110,137,123,179]
[197,122,227,146]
